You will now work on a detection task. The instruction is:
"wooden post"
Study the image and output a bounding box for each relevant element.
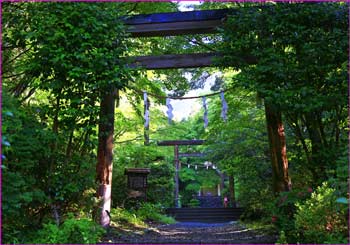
[264,102,291,194]
[96,88,116,227]
[174,144,180,208]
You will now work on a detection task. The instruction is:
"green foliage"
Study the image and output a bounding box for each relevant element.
[276,230,288,244]
[2,90,47,242]
[265,188,312,243]
[188,198,200,208]
[147,162,174,207]
[136,203,176,224]
[3,2,141,240]
[1,90,98,243]
[111,208,146,227]
[326,145,348,198]
[110,204,175,227]
[295,182,348,244]
[269,183,348,244]
[203,88,272,215]
[32,215,105,244]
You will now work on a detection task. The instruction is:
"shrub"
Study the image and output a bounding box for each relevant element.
[33,215,105,244]
[276,230,287,244]
[265,187,313,243]
[188,198,200,207]
[110,207,146,227]
[295,182,348,244]
[136,203,176,224]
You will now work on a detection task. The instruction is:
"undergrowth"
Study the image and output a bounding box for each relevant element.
[110,203,176,229]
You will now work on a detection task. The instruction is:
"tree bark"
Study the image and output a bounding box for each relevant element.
[96,89,116,227]
[264,102,291,194]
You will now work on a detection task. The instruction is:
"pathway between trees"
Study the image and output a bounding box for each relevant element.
[102,222,277,244]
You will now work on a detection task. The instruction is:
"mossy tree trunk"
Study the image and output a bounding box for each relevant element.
[96,88,117,227]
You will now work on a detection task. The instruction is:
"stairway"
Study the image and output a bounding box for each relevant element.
[166,207,243,223]
[196,196,223,208]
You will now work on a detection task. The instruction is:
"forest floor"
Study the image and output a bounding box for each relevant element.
[101,221,278,244]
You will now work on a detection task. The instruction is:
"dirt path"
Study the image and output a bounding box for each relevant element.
[103,221,277,244]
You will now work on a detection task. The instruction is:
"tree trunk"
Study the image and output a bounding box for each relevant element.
[304,112,326,184]
[96,89,116,227]
[264,102,291,194]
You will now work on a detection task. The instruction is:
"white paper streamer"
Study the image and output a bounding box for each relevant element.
[202,96,208,128]
[220,91,228,122]
[166,98,173,124]
[143,91,149,128]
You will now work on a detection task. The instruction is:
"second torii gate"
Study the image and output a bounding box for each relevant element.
[158,140,204,208]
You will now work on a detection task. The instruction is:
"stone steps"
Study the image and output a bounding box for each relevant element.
[196,196,223,208]
[166,207,243,223]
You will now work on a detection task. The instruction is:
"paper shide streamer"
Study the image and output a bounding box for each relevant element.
[220,91,228,122]
[142,89,229,130]
[166,98,174,124]
[202,96,208,128]
[143,91,149,128]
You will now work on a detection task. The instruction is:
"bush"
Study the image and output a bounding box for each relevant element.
[295,182,348,244]
[110,204,176,228]
[111,207,146,227]
[33,215,105,244]
[188,198,200,207]
[265,187,313,243]
[2,90,98,243]
[136,203,176,224]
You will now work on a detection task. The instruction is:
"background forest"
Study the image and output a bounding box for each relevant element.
[2,1,349,244]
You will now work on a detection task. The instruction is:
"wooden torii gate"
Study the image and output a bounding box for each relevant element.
[96,8,290,226]
[157,140,205,208]
[157,140,233,208]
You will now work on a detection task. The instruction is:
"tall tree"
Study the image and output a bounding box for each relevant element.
[3,2,135,226]
[219,2,348,192]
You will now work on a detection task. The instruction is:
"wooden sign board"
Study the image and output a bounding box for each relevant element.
[125,168,150,190]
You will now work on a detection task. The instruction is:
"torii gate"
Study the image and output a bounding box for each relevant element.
[157,140,205,208]
[96,8,290,227]
[157,139,233,208]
